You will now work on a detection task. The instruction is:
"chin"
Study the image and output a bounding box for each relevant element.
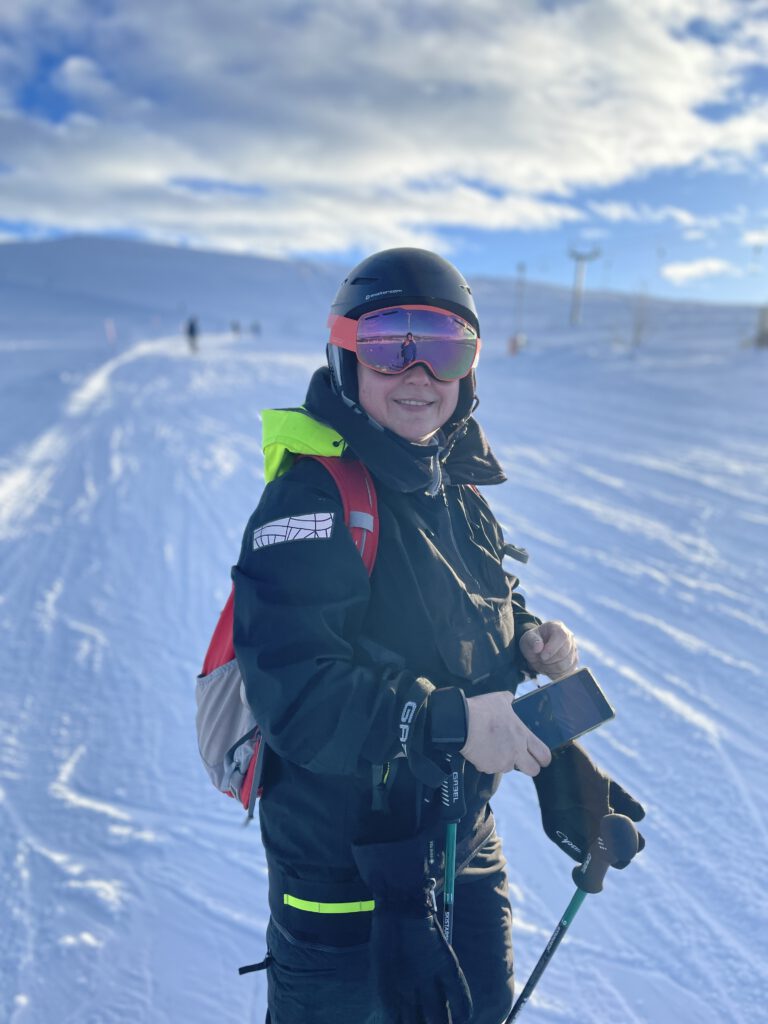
[405,429,438,444]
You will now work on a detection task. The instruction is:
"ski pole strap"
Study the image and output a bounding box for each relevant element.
[440,754,466,823]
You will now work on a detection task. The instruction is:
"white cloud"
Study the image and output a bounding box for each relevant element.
[0,0,766,256]
[589,202,640,223]
[660,258,741,284]
[590,202,706,228]
[50,56,117,104]
[742,229,768,247]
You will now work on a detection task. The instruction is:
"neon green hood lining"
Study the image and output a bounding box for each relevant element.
[261,407,346,482]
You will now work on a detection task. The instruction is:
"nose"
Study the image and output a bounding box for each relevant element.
[402,362,434,382]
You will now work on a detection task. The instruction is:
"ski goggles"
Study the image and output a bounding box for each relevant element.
[328,304,481,382]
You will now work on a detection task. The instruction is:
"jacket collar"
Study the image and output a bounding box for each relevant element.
[302,368,506,493]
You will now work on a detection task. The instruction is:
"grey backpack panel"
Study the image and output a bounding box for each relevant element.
[196,658,258,800]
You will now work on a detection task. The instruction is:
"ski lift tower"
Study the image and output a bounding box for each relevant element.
[508,261,527,354]
[568,247,601,327]
[754,307,768,348]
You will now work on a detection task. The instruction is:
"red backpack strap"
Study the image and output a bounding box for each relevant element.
[310,455,379,575]
[201,457,378,675]
[201,587,235,674]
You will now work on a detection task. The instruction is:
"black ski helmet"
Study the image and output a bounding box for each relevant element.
[327,247,480,408]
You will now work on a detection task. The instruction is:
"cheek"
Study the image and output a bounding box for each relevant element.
[442,381,460,416]
[357,366,389,417]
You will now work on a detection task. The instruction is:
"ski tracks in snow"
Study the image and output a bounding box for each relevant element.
[0,332,303,1022]
[0,737,160,1023]
[484,349,768,1020]
[3,334,766,1022]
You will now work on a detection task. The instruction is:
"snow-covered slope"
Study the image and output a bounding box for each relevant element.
[1,239,766,1023]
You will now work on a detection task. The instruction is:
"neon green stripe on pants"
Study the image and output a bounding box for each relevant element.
[283,894,375,914]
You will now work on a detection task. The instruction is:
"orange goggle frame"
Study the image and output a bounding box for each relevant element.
[328,304,481,381]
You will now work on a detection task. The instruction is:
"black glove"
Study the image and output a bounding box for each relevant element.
[352,833,473,1024]
[533,742,645,867]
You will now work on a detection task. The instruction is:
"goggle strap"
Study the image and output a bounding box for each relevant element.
[327,314,358,351]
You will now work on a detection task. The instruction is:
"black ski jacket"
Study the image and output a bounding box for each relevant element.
[232,368,539,944]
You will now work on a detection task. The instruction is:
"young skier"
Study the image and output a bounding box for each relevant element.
[232,248,644,1024]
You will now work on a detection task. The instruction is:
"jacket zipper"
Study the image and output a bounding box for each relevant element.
[438,488,482,592]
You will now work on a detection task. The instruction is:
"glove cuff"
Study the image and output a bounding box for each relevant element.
[533,741,610,810]
[428,687,468,753]
[374,888,437,917]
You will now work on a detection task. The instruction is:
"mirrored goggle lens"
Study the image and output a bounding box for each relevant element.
[356,308,478,381]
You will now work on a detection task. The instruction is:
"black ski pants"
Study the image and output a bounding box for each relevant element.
[263,866,515,1024]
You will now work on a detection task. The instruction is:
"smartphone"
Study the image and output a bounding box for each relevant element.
[512,668,615,750]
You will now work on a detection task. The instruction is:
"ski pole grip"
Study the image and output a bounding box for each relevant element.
[441,754,466,823]
[573,814,640,894]
[573,837,611,894]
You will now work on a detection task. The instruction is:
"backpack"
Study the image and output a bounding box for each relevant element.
[195,455,379,821]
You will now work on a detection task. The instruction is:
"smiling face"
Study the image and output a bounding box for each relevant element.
[357,362,460,443]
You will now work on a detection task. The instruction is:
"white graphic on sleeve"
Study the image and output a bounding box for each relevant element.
[252,512,335,550]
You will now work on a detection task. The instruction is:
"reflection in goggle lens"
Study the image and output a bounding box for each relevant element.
[356,307,479,381]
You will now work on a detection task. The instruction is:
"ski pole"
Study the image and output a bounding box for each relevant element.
[440,753,466,946]
[507,813,640,1022]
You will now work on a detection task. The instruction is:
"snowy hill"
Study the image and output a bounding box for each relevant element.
[1,236,760,353]
[1,238,766,1023]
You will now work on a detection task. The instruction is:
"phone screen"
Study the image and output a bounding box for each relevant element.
[512,668,615,750]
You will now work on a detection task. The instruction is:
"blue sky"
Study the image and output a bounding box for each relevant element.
[1,0,767,302]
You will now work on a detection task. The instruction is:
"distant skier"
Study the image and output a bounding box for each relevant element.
[103,318,118,345]
[185,316,199,354]
[229,249,646,1024]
